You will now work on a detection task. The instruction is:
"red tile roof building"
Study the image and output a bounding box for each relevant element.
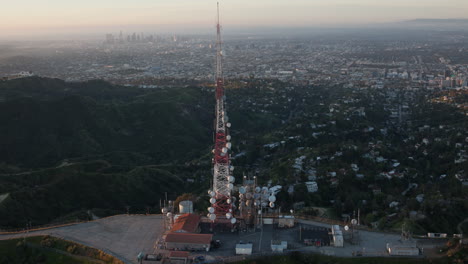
[165,233,213,251]
[171,213,201,233]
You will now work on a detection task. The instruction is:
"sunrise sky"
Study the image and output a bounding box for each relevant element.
[2,0,467,38]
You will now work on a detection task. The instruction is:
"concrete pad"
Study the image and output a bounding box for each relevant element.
[0,215,164,264]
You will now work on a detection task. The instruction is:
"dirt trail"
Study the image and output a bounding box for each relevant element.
[457,217,468,234]
[0,193,9,204]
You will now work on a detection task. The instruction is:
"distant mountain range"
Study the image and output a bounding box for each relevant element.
[387,18,468,30]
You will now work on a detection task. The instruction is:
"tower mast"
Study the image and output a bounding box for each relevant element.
[208,2,235,224]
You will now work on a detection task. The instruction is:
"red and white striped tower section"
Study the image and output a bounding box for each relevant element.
[207,3,236,225]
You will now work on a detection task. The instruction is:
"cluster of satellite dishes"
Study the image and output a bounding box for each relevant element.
[206,117,236,224]
[238,185,277,213]
[344,219,358,231]
[207,189,237,224]
[214,125,231,158]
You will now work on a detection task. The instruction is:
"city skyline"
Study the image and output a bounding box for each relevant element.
[2,0,468,39]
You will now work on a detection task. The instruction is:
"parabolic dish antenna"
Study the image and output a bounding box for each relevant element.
[209,214,216,221]
[239,187,246,194]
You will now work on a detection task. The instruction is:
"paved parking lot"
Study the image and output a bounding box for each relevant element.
[205,223,320,257]
[296,219,409,257]
[0,215,435,263]
[0,215,164,264]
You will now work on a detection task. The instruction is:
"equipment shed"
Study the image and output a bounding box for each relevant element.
[278,215,295,228]
[235,243,253,255]
[168,251,189,264]
[386,243,420,256]
[165,233,212,251]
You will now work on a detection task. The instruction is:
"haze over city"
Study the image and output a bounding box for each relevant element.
[2,0,468,39]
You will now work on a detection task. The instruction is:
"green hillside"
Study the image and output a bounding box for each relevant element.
[0,77,466,235]
[0,77,215,228]
[0,236,122,264]
[0,77,279,229]
[0,77,212,168]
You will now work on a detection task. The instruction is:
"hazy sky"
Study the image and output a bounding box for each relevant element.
[2,0,468,37]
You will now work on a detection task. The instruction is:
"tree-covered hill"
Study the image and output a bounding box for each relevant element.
[0,77,212,168]
[0,77,466,235]
[0,77,217,228]
[0,77,281,228]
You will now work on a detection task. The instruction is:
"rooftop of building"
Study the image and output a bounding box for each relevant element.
[165,233,213,244]
[171,213,200,233]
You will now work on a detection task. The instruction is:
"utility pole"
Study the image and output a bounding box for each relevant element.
[299,224,302,242]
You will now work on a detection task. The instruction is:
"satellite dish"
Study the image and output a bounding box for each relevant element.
[269,202,275,208]
[255,187,261,193]
[231,218,237,224]
[226,135,231,141]
[226,123,231,128]
[210,191,216,197]
[229,166,234,171]
[227,198,232,204]
[344,225,349,231]
[226,213,232,219]
[207,190,212,195]
[261,202,268,207]
[258,210,262,215]
[351,219,358,225]
[228,176,235,183]
[226,142,232,149]
[210,198,216,204]
[269,196,276,202]
[209,214,216,221]
[161,208,168,214]
[231,196,237,202]
[208,207,215,214]
[222,147,228,153]
[167,212,172,218]
[290,209,294,214]
[228,183,234,189]
[239,187,246,194]
[246,193,253,199]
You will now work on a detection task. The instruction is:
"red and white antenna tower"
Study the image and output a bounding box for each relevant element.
[207,2,235,224]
